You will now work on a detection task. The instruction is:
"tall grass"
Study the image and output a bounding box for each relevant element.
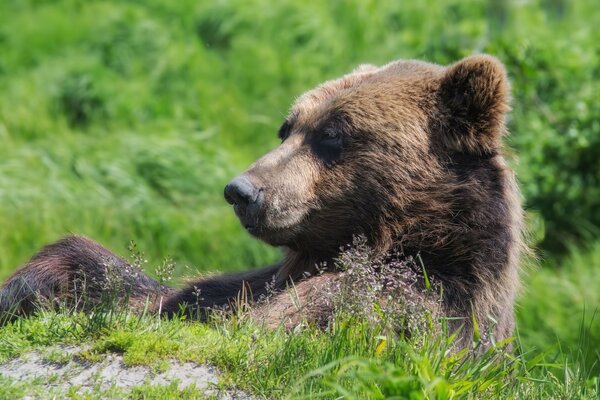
[1,0,599,277]
[518,241,600,376]
[0,298,597,398]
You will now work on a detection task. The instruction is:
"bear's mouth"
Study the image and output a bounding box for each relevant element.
[246,224,271,240]
[242,222,289,245]
[239,213,304,247]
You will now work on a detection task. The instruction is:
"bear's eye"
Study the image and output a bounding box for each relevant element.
[278,120,292,142]
[312,129,343,166]
[322,129,340,140]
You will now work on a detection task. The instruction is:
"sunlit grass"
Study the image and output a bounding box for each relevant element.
[0,242,599,398]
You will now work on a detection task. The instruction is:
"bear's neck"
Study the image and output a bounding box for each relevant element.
[389,154,523,318]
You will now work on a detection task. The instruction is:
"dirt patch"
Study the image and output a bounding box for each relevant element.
[0,346,252,399]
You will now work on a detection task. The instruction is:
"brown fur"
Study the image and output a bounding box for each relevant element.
[0,55,523,348]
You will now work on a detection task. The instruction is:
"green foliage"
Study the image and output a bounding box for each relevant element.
[0,0,598,279]
[56,73,106,128]
[487,3,600,250]
[1,239,599,398]
[518,240,600,376]
[0,297,598,398]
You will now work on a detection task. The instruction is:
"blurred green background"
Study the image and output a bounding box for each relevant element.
[0,0,598,373]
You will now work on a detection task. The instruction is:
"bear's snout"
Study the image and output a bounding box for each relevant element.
[224,176,263,230]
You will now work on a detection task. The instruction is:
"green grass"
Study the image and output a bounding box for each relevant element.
[1,242,599,398]
[0,0,599,398]
[518,241,600,376]
[1,0,599,276]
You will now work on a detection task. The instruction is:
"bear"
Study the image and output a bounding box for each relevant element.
[0,54,523,349]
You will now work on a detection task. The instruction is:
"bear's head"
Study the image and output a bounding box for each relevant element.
[225,55,514,265]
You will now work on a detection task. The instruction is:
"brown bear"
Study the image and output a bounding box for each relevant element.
[0,55,523,348]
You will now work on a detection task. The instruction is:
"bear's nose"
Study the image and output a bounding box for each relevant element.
[224,176,260,208]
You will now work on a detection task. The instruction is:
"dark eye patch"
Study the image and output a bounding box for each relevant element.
[278,120,292,142]
[310,118,347,167]
[312,134,343,166]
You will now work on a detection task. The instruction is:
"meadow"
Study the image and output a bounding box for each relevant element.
[0,0,599,398]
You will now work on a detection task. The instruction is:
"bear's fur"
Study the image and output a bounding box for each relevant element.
[0,55,523,348]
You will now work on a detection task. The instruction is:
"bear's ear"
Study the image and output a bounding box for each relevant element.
[437,55,510,154]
